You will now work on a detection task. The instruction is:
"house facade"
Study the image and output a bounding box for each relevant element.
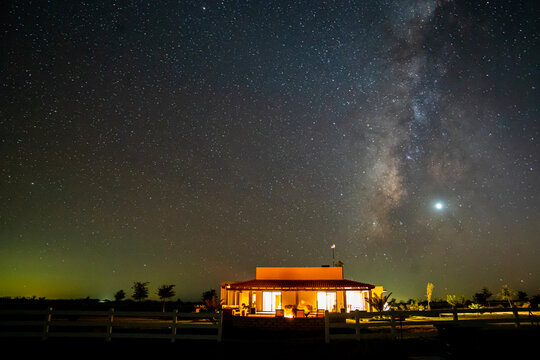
[221,266,384,317]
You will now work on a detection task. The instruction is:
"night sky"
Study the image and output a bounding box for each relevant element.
[1,1,538,302]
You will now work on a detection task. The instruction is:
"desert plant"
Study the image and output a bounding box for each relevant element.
[426,283,434,310]
[446,294,465,308]
[157,284,176,312]
[469,303,484,310]
[406,300,424,311]
[498,285,516,307]
[132,282,149,302]
[366,292,392,312]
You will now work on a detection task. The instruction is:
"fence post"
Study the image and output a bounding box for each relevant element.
[106,308,114,342]
[42,307,53,341]
[217,311,223,343]
[390,311,396,336]
[324,310,330,344]
[512,307,520,327]
[171,309,178,343]
[452,308,458,322]
[354,310,361,341]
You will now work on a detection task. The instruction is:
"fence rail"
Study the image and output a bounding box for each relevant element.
[0,308,222,342]
[325,307,540,343]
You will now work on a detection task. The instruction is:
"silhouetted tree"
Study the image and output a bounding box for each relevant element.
[473,287,492,306]
[157,284,176,312]
[114,290,126,302]
[202,289,219,312]
[517,291,529,302]
[473,292,486,305]
[132,282,149,302]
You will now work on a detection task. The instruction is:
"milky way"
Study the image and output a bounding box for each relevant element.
[1,1,538,301]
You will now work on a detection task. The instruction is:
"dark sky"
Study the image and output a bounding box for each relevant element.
[1,0,538,302]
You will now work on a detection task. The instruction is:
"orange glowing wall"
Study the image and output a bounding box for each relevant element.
[256,267,343,280]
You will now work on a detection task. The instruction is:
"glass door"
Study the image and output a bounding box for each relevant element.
[262,291,282,312]
[346,291,364,311]
[317,291,337,312]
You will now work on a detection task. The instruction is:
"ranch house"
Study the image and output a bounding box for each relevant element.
[221,266,384,317]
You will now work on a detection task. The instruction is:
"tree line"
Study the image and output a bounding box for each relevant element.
[388,283,539,311]
[367,283,538,313]
[114,282,219,312]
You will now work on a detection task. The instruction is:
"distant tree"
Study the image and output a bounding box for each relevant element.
[114,290,126,302]
[446,294,465,308]
[157,285,176,312]
[472,287,492,306]
[132,282,149,302]
[202,289,220,312]
[517,291,529,302]
[530,295,540,308]
[472,292,487,306]
[498,285,516,307]
[366,292,392,313]
[482,287,493,306]
[426,283,434,310]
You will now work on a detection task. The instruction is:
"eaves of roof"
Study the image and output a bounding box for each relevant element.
[224,279,376,291]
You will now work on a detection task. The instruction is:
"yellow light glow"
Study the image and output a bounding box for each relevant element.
[284,305,294,318]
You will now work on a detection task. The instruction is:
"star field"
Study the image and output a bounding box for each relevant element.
[1,1,538,301]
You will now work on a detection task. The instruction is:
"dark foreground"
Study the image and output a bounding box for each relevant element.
[2,326,538,360]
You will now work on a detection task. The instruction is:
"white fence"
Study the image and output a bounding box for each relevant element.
[325,307,540,343]
[0,308,222,342]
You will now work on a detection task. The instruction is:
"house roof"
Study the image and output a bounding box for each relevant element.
[224,279,376,291]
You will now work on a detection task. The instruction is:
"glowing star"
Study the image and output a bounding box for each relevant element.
[434,202,444,210]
